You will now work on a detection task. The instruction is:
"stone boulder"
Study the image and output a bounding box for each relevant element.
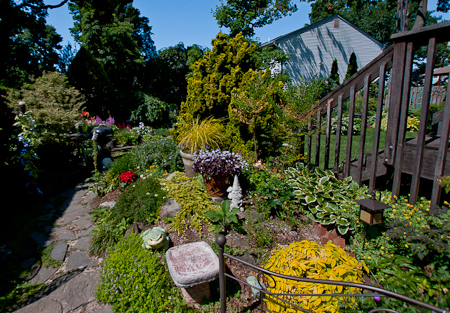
[160,197,182,219]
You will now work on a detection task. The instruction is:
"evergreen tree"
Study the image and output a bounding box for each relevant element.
[329,59,340,85]
[344,52,358,81]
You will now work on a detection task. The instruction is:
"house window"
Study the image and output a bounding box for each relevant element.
[334,19,339,28]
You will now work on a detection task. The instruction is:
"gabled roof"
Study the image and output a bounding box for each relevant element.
[260,14,384,50]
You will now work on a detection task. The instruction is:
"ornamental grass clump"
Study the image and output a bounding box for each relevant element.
[263,240,368,313]
[192,149,248,180]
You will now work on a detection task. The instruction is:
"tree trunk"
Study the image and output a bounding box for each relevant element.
[413,0,428,29]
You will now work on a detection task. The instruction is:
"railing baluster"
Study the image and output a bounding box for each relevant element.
[315,108,322,166]
[356,74,371,185]
[392,41,415,198]
[384,42,407,166]
[306,118,312,164]
[410,37,437,204]
[431,78,450,207]
[345,85,356,178]
[369,62,387,193]
[325,99,333,170]
[334,94,344,173]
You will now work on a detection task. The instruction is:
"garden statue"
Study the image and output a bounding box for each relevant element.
[246,276,266,298]
[140,227,170,250]
[227,175,243,212]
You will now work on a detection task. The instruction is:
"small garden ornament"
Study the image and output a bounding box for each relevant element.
[140,227,169,250]
[246,276,266,298]
[227,175,243,212]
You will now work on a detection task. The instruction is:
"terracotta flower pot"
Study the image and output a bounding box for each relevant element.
[203,176,231,198]
[179,150,196,178]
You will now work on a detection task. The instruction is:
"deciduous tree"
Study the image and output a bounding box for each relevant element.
[213,0,298,37]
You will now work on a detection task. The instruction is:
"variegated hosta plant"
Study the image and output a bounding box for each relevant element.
[285,163,369,235]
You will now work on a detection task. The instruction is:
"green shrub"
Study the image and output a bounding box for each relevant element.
[130,93,176,128]
[243,165,301,226]
[6,71,85,146]
[90,175,167,256]
[96,233,188,312]
[131,136,183,174]
[161,172,217,233]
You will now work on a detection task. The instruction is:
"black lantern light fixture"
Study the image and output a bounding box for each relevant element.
[356,195,390,226]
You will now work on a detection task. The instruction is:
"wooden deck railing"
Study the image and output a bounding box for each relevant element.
[304,21,450,207]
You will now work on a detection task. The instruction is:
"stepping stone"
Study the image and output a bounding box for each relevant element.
[14,297,62,313]
[72,215,92,230]
[51,242,68,261]
[52,228,76,241]
[78,227,94,238]
[51,270,99,312]
[166,241,219,303]
[55,211,80,226]
[73,237,90,251]
[93,304,114,313]
[66,251,97,271]
[30,266,57,284]
[31,231,53,247]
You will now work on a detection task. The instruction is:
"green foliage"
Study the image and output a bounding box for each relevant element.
[113,128,141,147]
[97,153,135,195]
[130,94,176,128]
[90,175,167,256]
[285,163,369,235]
[66,46,113,116]
[96,233,188,312]
[349,193,450,311]
[1,1,62,88]
[180,32,259,121]
[113,176,167,225]
[160,172,217,233]
[230,71,287,160]
[439,176,450,194]
[130,136,183,174]
[213,0,298,37]
[359,255,450,312]
[344,52,358,81]
[243,165,301,226]
[6,71,85,146]
[263,240,368,312]
[172,116,226,154]
[205,200,241,235]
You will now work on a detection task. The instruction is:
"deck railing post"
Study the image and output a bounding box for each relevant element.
[216,234,227,313]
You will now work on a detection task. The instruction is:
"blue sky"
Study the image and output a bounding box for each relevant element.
[46,0,448,51]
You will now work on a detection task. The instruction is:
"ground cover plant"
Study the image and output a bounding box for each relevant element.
[96,233,190,312]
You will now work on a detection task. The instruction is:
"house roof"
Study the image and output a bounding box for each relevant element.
[260,14,384,50]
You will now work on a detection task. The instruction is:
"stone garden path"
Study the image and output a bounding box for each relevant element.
[15,183,112,313]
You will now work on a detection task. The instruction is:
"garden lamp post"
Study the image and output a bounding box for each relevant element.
[356,194,390,249]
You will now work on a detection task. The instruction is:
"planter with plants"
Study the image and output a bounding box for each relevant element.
[172,116,225,177]
[193,149,248,197]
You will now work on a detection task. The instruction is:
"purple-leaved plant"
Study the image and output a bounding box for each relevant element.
[193,149,248,180]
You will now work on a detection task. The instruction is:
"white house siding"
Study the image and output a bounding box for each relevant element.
[264,15,384,85]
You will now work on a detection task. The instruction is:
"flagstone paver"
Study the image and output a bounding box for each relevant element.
[16,182,112,313]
